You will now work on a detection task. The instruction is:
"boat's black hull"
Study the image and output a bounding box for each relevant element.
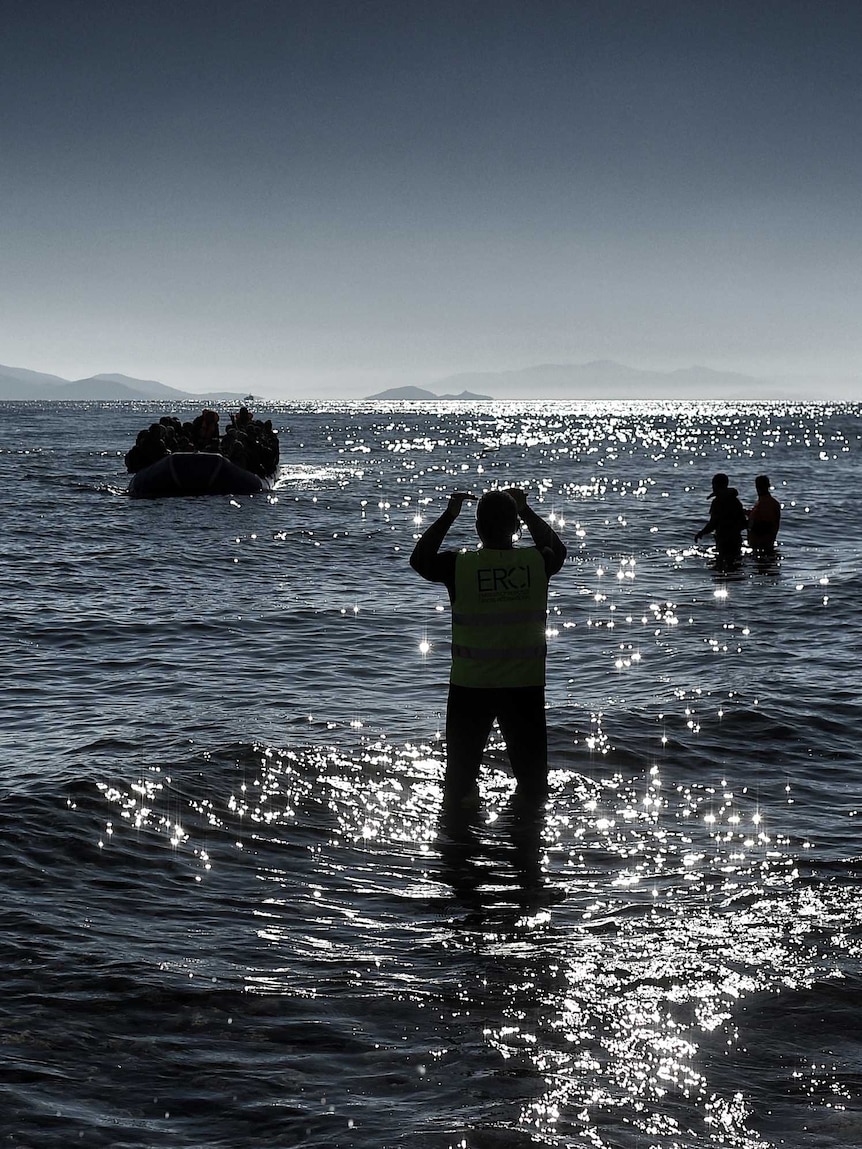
[128,453,272,499]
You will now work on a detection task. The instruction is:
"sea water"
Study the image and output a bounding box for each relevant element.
[2,399,861,1148]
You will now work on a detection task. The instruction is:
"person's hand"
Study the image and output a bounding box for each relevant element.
[694,532,702,543]
[505,487,527,515]
[447,491,474,518]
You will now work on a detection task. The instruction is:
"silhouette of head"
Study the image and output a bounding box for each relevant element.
[710,472,729,496]
[476,490,519,548]
[755,474,771,494]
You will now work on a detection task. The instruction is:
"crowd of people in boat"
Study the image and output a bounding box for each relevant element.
[124,407,279,479]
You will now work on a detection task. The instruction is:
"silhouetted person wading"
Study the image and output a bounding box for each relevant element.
[695,472,747,567]
[410,488,566,811]
[747,473,781,554]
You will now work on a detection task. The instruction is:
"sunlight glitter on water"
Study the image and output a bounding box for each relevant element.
[90,719,862,1146]
[9,399,859,1146]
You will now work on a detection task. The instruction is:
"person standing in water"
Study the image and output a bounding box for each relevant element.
[694,472,748,567]
[747,474,781,553]
[410,488,566,811]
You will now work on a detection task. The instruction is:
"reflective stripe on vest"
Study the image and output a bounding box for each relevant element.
[450,548,548,688]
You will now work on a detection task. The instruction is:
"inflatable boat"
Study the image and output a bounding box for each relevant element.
[128,452,274,499]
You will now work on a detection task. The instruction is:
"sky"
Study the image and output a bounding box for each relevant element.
[2,0,861,399]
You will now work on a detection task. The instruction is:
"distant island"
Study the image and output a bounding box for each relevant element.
[409,361,786,402]
[367,361,855,401]
[364,386,493,401]
[0,363,255,403]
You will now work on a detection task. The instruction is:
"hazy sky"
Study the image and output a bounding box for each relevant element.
[2,0,861,398]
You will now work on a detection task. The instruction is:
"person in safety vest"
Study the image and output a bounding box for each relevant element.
[410,487,566,811]
[747,474,781,554]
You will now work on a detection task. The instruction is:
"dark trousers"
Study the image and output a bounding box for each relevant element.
[444,683,548,806]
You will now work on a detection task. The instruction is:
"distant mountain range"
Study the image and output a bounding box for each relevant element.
[0,363,252,402]
[395,362,793,401]
[365,386,494,401]
[2,358,855,402]
[368,361,857,401]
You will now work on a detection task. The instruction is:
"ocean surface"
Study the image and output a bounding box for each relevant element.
[2,398,861,1149]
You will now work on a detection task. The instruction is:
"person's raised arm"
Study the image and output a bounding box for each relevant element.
[506,487,567,574]
[410,492,473,581]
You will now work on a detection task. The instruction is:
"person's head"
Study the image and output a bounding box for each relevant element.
[475,490,520,548]
[711,472,729,495]
[755,474,771,495]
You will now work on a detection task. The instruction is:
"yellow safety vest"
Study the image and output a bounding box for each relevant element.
[450,548,549,688]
